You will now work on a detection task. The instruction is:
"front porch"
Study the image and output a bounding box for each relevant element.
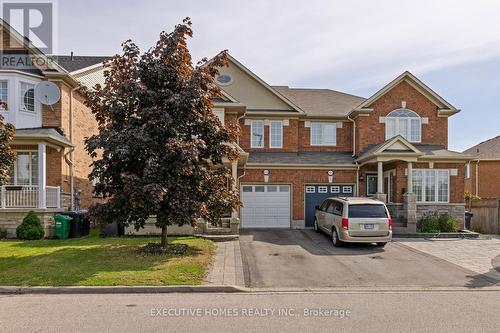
[357,136,469,234]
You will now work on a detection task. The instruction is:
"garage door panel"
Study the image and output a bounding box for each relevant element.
[241,185,290,228]
[304,184,354,228]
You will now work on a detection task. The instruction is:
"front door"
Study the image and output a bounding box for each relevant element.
[366,174,378,197]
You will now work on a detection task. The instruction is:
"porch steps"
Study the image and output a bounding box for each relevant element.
[204,227,234,235]
[200,234,239,242]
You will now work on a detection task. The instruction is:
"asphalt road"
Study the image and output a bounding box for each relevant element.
[239,229,496,288]
[1,291,499,332]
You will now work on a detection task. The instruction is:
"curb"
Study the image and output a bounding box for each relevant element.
[2,285,500,295]
[0,285,247,295]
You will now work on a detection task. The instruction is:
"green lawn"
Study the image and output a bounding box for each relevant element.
[0,236,214,286]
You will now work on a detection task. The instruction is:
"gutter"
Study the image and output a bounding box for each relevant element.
[347,114,356,156]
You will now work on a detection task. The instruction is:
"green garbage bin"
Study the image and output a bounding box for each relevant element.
[54,214,72,239]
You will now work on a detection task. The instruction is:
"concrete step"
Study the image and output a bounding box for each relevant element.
[200,234,239,242]
[204,228,233,235]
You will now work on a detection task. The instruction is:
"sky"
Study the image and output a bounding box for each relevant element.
[54,0,500,151]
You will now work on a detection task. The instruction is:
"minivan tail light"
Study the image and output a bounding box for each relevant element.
[388,217,393,230]
[341,218,349,230]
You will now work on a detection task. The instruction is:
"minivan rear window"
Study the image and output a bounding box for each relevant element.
[348,204,387,218]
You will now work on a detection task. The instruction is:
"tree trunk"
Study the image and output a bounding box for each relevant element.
[160,225,168,249]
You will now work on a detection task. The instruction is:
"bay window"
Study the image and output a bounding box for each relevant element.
[20,82,35,112]
[385,108,421,142]
[412,169,449,203]
[0,80,7,110]
[311,122,337,146]
[269,120,283,148]
[9,151,38,185]
[251,120,264,148]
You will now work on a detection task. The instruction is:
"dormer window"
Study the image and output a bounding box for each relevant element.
[385,108,421,142]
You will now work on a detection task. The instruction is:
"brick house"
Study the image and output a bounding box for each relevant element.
[213,55,473,233]
[0,19,473,236]
[0,21,106,237]
[464,136,500,198]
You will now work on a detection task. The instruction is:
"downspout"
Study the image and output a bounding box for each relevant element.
[64,85,81,210]
[347,114,356,157]
[475,160,479,196]
[348,113,359,195]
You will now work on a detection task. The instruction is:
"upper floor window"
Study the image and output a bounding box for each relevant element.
[0,80,8,110]
[385,108,421,142]
[251,120,264,148]
[20,82,35,112]
[269,120,283,148]
[311,122,336,146]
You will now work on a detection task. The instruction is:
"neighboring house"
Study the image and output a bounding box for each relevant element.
[464,136,500,198]
[0,21,106,237]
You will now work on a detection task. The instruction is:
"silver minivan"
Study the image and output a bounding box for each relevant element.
[314,197,392,247]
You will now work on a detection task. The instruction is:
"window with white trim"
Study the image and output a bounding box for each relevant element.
[0,80,7,110]
[269,120,283,148]
[20,82,35,112]
[311,122,336,146]
[9,151,38,185]
[342,186,353,194]
[385,108,421,142]
[331,186,340,193]
[412,169,449,203]
[318,186,328,193]
[250,120,264,148]
[306,186,316,193]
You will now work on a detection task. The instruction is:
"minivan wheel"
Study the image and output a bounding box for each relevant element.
[376,242,387,248]
[331,228,343,247]
[314,219,319,233]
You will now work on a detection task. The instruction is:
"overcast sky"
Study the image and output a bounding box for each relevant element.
[56,0,500,151]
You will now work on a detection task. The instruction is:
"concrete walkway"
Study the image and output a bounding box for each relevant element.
[205,240,244,286]
[396,236,500,284]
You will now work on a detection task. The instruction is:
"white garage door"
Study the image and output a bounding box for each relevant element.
[241,184,291,228]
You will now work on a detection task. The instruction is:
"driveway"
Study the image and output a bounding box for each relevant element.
[239,229,499,288]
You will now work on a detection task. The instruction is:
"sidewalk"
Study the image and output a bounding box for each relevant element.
[205,240,245,286]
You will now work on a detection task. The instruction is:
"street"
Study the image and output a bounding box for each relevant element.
[1,290,499,332]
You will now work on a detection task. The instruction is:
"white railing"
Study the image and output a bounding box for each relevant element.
[0,185,60,209]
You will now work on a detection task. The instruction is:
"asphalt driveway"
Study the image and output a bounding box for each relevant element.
[239,229,498,288]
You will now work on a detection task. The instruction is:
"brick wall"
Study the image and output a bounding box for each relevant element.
[465,160,500,198]
[239,168,356,221]
[355,81,448,154]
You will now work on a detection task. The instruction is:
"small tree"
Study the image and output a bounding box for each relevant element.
[0,101,16,185]
[84,18,240,248]
[464,191,481,211]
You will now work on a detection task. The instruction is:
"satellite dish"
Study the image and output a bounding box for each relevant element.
[34,81,61,105]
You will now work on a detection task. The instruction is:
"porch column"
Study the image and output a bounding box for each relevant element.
[38,143,46,209]
[377,161,383,193]
[407,162,413,194]
[231,161,238,219]
[230,160,240,234]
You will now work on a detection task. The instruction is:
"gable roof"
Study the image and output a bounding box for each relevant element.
[271,86,365,118]
[209,53,304,114]
[351,71,459,117]
[463,136,500,160]
[356,135,422,162]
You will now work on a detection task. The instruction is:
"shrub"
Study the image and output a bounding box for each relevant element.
[417,213,440,233]
[16,211,45,240]
[438,214,459,232]
[0,228,7,239]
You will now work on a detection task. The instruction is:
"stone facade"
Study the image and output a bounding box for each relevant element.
[0,209,64,238]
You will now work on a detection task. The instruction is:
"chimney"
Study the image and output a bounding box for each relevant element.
[70,51,74,61]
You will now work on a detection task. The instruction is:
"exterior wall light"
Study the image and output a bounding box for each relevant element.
[327,170,334,183]
[263,169,270,183]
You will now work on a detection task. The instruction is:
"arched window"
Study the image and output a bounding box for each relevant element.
[385,108,421,142]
